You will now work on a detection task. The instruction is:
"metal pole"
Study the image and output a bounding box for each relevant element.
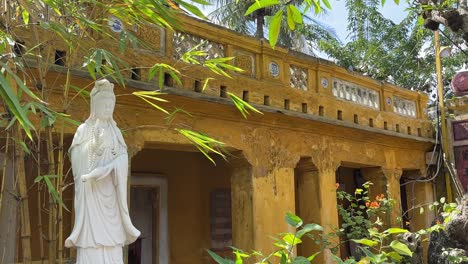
[434,30,454,202]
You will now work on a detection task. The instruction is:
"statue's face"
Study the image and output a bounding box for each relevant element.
[95,97,115,120]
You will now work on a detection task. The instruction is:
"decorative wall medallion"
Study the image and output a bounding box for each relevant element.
[108,16,124,33]
[386,97,392,105]
[290,65,308,90]
[269,62,280,77]
[321,77,329,88]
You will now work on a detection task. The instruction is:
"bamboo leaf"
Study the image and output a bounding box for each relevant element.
[133,91,169,114]
[175,128,226,164]
[321,0,332,9]
[202,78,214,92]
[42,175,70,212]
[227,92,263,119]
[0,72,34,139]
[21,8,30,26]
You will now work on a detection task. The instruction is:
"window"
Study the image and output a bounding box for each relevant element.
[210,189,232,250]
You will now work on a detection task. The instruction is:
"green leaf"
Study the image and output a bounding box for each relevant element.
[21,8,30,25]
[390,240,413,257]
[202,78,214,92]
[287,5,296,30]
[34,176,44,183]
[381,0,386,6]
[285,212,303,228]
[292,256,310,264]
[133,91,169,115]
[42,175,69,212]
[207,249,234,264]
[420,207,424,214]
[280,252,287,264]
[175,129,226,164]
[245,0,280,16]
[387,251,403,262]
[289,5,303,24]
[321,0,332,9]
[386,228,409,234]
[175,0,208,20]
[296,223,323,238]
[307,252,321,261]
[0,72,34,139]
[352,238,378,247]
[268,10,283,48]
[440,197,446,203]
[227,92,262,119]
[282,234,301,246]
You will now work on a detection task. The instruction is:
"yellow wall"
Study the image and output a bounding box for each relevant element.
[131,149,231,264]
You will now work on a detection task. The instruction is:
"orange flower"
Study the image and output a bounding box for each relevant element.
[366,202,370,207]
[335,183,340,189]
[436,219,441,225]
[376,194,385,201]
[370,201,380,208]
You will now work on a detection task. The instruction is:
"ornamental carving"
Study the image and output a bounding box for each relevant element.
[136,25,165,54]
[393,96,417,118]
[290,65,308,91]
[233,50,255,77]
[332,78,380,109]
[172,32,224,62]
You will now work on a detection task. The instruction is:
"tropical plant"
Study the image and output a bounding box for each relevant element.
[207,212,417,264]
[336,182,394,241]
[207,193,460,263]
[206,0,337,48]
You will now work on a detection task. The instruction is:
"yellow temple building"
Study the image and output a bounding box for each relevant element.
[0,13,439,264]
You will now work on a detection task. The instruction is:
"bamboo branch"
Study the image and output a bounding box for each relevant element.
[0,131,10,220]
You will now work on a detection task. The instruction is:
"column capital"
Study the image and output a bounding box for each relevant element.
[310,150,340,174]
[382,168,403,181]
[127,143,144,158]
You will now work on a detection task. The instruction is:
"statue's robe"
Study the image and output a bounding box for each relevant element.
[65,120,140,262]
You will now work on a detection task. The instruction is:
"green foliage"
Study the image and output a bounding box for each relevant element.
[336,181,393,241]
[34,175,69,212]
[227,92,263,119]
[208,213,324,264]
[175,129,226,164]
[317,0,465,96]
[208,186,457,263]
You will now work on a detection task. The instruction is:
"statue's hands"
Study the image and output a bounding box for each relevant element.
[81,167,105,182]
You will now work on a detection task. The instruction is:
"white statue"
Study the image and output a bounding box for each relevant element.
[65,79,140,263]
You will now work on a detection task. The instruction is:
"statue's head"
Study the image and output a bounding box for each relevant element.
[89,79,116,121]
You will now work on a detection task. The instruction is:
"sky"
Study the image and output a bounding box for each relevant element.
[319,0,409,42]
[197,0,410,43]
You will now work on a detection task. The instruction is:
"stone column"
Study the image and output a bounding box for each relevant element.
[382,168,403,227]
[305,149,341,264]
[230,157,254,252]
[230,157,297,256]
[314,162,341,264]
[295,161,321,259]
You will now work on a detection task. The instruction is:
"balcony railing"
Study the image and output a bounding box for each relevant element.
[16,14,433,139]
